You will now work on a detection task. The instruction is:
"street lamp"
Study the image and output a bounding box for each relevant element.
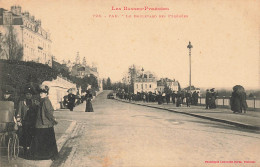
[127,76,130,93]
[187,41,193,92]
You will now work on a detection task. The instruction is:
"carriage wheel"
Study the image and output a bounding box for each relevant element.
[13,134,19,159]
[7,137,13,162]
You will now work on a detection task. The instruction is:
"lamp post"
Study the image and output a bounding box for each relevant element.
[127,76,130,93]
[187,41,193,92]
[141,67,144,92]
[0,33,2,52]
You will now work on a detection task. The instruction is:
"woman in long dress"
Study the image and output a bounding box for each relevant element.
[231,85,248,113]
[85,89,94,112]
[30,84,59,160]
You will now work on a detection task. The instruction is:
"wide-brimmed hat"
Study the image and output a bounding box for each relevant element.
[210,88,215,92]
[39,84,49,93]
[1,85,15,94]
[24,86,34,94]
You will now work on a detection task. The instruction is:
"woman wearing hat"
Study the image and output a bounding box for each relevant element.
[30,84,58,160]
[17,86,39,157]
[85,85,94,112]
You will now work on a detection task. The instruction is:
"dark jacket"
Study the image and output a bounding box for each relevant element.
[35,97,57,128]
[17,99,39,122]
[68,93,76,104]
[205,91,211,103]
[230,92,242,113]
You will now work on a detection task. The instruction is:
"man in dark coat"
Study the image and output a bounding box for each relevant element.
[1,85,15,103]
[181,91,185,104]
[17,86,39,157]
[176,91,182,107]
[67,90,76,111]
[157,92,163,105]
[166,92,171,104]
[192,91,199,106]
[205,89,211,109]
[185,91,191,107]
[209,88,217,109]
[171,91,176,104]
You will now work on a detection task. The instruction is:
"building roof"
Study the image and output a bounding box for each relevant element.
[0,8,8,15]
[157,78,178,86]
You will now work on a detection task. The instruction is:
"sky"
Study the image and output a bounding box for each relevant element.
[1,0,259,90]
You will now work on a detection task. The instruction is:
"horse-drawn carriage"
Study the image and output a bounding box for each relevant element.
[0,101,19,162]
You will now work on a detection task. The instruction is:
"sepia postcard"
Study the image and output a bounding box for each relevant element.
[0,0,259,167]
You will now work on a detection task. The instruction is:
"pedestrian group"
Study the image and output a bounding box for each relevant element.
[0,83,94,161]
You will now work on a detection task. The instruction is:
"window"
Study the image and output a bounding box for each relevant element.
[149,84,152,88]
[145,84,147,88]
[136,84,138,89]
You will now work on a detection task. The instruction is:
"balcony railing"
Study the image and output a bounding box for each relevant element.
[198,96,260,109]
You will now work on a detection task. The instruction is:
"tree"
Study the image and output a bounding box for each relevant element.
[102,78,107,90]
[4,25,23,60]
[106,77,112,90]
[164,83,172,94]
[177,82,181,91]
[128,64,141,93]
[82,57,86,66]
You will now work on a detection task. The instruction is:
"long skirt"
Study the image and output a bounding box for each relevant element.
[30,127,58,160]
[20,123,35,148]
[85,100,94,112]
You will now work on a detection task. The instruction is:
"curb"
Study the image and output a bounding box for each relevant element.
[115,99,260,131]
[56,120,77,151]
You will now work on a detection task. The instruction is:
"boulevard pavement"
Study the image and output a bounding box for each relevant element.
[116,99,260,131]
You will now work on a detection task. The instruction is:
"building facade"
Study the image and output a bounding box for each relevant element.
[134,72,157,94]
[71,64,99,78]
[0,6,52,66]
[157,78,179,93]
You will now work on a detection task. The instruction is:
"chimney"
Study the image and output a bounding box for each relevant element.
[11,6,16,14]
[11,5,21,15]
[17,6,21,15]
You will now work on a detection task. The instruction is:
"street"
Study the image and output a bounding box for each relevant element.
[51,91,260,167]
[1,1,259,167]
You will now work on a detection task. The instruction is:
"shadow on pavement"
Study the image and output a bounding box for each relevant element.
[50,147,73,167]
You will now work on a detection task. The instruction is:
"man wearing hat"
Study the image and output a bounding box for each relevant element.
[205,89,211,109]
[67,89,76,111]
[17,86,40,157]
[209,88,217,109]
[1,85,15,101]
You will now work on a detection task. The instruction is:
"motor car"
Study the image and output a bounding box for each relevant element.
[107,93,115,99]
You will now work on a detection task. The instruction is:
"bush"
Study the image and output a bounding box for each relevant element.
[0,60,58,93]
